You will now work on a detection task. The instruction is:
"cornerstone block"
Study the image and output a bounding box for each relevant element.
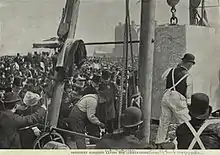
[152,25,220,120]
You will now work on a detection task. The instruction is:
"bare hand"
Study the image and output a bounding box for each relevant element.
[98,122,105,128]
[32,127,41,137]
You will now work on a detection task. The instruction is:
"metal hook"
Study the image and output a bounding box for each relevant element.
[169,7,178,25]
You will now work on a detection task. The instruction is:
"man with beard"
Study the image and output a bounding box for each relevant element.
[16,91,44,148]
[0,92,47,148]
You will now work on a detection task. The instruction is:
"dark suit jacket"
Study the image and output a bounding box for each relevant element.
[176,120,220,149]
[0,107,46,149]
[99,82,116,121]
[96,132,145,149]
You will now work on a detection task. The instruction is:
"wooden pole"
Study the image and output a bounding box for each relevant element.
[52,127,101,141]
[48,0,80,127]
[118,0,129,130]
[138,0,156,144]
[124,0,129,109]
[32,40,140,49]
[201,0,205,21]
[189,0,195,25]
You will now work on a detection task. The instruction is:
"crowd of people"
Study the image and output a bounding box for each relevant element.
[1,51,220,149]
[0,51,142,149]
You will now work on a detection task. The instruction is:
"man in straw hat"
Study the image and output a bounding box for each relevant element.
[0,92,47,148]
[16,91,44,149]
[176,93,220,149]
[156,53,196,145]
[16,91,42,116]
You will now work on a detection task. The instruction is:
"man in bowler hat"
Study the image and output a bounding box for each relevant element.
[96,107,144,149]
[156,53,196,144]
[176,93,220,149]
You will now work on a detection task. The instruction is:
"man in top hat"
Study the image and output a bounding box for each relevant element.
[156,53,196,145]
[0,92,47,148]
[99,69,117,134]
[176,93,220,149]
[12,76,24,97]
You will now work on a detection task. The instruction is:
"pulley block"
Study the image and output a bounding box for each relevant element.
[167,0,180,7]
[190,0,202,8]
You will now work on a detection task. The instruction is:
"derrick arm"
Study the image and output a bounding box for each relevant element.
[47,0,80,128]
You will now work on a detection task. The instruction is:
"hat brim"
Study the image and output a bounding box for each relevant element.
[182,58,196,64]
[131,92,141,99]
[4,99,21,104]
[189,105,212,120]
[122,120,143,128]
[25,83,34,86]
[14,85,23,89]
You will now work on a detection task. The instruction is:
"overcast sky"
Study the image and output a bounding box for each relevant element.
[0,0,219,56]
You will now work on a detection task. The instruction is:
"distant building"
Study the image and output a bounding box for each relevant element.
[113,21,139,57]
[93,51,107,58]
[93,45,114,58]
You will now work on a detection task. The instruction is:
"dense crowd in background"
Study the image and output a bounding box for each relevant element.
[1,51,219,149]
[0,51,139,127]
[0,51,142,148]
[0,51,139,90]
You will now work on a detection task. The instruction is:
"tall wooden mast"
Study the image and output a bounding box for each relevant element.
[138,0,156,143]
[48,0,80,127]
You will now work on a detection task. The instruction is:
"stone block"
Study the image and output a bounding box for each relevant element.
[151,25,220,120]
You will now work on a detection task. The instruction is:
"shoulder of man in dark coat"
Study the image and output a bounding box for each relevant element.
[203,122,220,136]
[176,123,186,134]
[96,133,155,149]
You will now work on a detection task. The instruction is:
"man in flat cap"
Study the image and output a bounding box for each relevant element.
[156,53,196,145]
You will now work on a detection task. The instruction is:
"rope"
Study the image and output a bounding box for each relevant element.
[124,0,129,109]
[127,2,137,96]
[117,0,130,130]
[43,92,49,132]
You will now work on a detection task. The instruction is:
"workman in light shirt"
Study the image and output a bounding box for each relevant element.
[67,86,106,149]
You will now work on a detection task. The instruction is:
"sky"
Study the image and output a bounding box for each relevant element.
[0,0,219,56]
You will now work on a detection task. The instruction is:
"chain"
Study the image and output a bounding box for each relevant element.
[170,6,178,25]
